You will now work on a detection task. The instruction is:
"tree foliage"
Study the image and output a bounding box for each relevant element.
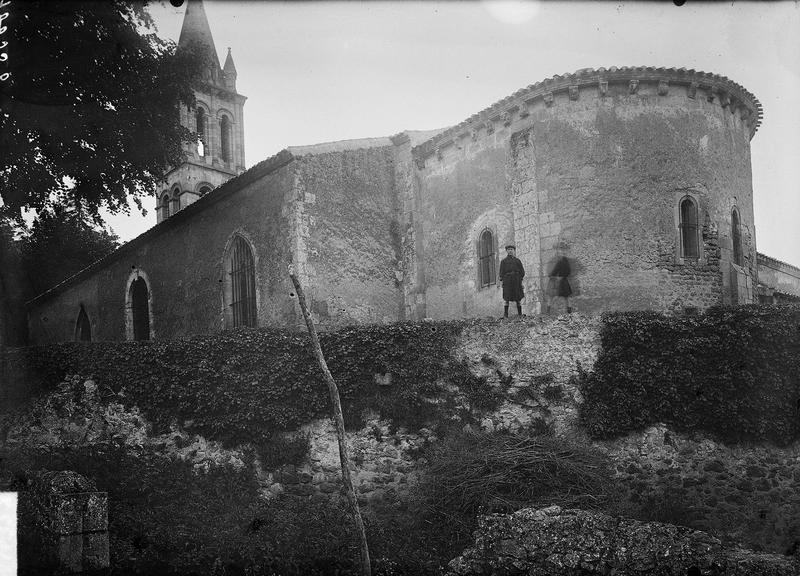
[19,205,120,298]
[0,218,28,346]
[0,1,205,218]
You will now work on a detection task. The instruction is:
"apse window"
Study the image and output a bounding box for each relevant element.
[478,229,496,288]
[731,207,743,266]
[679,195,699,260]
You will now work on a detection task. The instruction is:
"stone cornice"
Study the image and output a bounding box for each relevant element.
[757,252,800,277]
[412,66,763,162]
[194,80,245,103]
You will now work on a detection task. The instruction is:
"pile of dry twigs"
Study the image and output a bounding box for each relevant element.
[419,430,613,515]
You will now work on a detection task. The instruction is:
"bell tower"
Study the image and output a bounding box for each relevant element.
[157,0,247,223]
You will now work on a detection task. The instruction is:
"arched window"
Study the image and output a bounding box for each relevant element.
[75,305,91,342]
[679,196,699,259]
[731,208,743,266]
[161,193,171,220]
[195,108,206,157]
[171,187,180,216]
[220,115,231,163]
[478,229,496,288]
[130,277,151,341]
[198,185,212,196]
[225,235,257,327]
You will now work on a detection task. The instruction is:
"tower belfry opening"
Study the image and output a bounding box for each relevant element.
[157,0,248,224]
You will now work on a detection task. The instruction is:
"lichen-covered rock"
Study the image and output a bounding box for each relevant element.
[447,506,798,576]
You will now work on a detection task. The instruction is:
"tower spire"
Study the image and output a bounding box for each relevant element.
[223,47,238,90]
[178,0,220,70]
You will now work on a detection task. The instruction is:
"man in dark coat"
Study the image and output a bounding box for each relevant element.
[499,244,525,319]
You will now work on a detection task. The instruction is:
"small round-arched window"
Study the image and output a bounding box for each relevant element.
[130,277,151,341]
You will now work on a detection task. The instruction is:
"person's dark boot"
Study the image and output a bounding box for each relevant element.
[503,304,509,319]
[517,303,523,317]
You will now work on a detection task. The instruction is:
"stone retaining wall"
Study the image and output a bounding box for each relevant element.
[605,424,800,554]
[5,313,799,557]
[257,314,600,503]
[252,315,799,555]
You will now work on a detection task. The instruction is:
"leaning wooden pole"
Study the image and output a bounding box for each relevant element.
[288,265,371,576]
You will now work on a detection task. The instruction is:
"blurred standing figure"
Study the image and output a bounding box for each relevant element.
[499,244,525,319]
[547,241,573,314]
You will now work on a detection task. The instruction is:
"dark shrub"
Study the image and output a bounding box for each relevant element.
[577,305,800,444]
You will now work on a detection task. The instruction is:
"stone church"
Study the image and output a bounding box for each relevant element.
[27,0,800,344]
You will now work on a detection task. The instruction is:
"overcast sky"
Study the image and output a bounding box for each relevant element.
[104,0,800,266]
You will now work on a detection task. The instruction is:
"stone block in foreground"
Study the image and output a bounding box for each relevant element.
[447,505,797,576]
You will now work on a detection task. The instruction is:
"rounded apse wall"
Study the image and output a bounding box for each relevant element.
[501,67,762,313]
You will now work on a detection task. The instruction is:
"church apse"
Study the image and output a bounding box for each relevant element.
[410,67,762,317]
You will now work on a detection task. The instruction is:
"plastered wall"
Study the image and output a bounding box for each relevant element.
[296,146,403,327]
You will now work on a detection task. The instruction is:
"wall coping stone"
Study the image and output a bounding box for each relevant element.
[757,252,800,278]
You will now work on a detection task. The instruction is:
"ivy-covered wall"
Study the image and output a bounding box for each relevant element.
[578,305,800,445]
[4,306,800,558]
[1,322,498,445]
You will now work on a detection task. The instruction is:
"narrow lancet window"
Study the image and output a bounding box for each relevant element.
[196,109,206,157]
[479,229,496,287]
[679,196,699,259]
[75,305,91,342]
[732,208,743,266]
[220,115,231,163]
[171,187,180,216]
